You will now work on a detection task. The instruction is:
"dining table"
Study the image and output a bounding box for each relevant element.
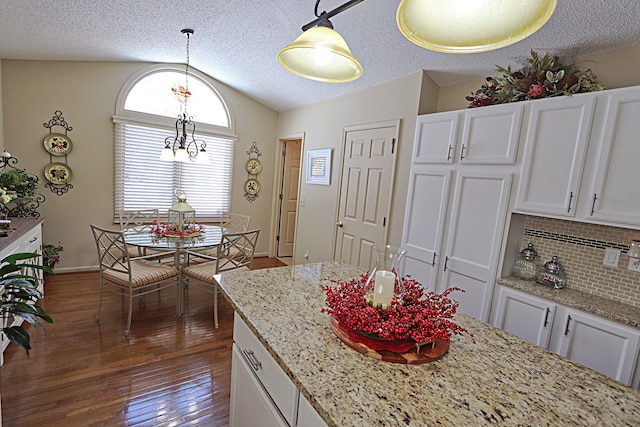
[122,224,228,314]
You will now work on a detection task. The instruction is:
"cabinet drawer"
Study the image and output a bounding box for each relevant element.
[20,226,41,252]
[233,312,298,426]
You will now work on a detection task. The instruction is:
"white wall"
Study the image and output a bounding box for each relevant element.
[276,71,439,264]
[1,60,278,271]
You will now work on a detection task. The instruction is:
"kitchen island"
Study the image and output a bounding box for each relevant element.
[216,261,640,426]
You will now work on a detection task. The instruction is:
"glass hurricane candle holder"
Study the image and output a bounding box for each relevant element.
[365,245,407,309]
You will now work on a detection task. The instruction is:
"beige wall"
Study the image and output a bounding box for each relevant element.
[436,43,640,112]
[1,60,278,271]
[276,71,439,264]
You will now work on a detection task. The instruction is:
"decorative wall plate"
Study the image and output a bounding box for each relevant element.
[246,158,262,174]
[43,133,72,156]
[244,178,260,195]
[44,162,72,184]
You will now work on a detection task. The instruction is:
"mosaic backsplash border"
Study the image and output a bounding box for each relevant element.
[519,216,640,308]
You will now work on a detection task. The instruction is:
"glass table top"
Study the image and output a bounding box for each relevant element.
[122,225,227,250]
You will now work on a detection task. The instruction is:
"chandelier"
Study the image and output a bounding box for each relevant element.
[160,29,209,164]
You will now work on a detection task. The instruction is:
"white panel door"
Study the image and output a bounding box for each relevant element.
[492,286,556,348]
[458,103,523,165]
[515,94,596,216]
[439,171,513,321]
[400,166,451,290]
[412,111,459,164]
[588,86,640,226]
[334,123,398,271]
[277,139,301,257]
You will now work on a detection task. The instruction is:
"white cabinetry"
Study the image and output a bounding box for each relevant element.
[515,94,596,216]
[230,313,327,427]
[0,220,44,365]
[492,286,555,348]
[586,86,640,226]
[550,307,640,386]
[402,104,519,321]
[493,285,640,386]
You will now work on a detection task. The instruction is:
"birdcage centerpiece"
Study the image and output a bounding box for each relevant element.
[151,189,203,238]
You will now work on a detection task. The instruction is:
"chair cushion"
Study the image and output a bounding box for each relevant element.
[103,260,178,288]
[183,262,249,284]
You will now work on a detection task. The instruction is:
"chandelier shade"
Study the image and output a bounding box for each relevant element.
[396,0,557,53]
[277,26,362,83]
[277,0,364,83]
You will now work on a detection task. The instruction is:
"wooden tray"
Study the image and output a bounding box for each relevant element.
[330,317,449,364]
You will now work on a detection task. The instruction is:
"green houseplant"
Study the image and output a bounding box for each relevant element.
[1,252,53,355]
[0,169,41,218]
[43,243,64,270]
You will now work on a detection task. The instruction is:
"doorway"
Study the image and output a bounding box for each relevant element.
[333,120,400,271]
[276,138,302,260]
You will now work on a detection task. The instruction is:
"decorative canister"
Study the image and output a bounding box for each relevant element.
[512,243,540,280]
[536,255,566,289]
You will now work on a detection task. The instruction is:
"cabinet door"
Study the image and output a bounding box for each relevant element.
[492,286,555,348]
[296,393,328,427]
[458,103,523,165]
[230,345,290,427]
[400,166,451,290]
[588,87,640,226]
[515,95,596,216]
[412,112,459,164]
[19,226,43,293]
[438,171,512,321]
[554,309,640,386]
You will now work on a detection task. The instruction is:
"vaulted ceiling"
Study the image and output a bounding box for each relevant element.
[1,1,639,112]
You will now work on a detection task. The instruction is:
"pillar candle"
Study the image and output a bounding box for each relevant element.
[373,270,395,308]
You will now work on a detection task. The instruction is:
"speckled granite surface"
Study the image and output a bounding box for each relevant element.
[217,262,640,427]
[497,276,640,329]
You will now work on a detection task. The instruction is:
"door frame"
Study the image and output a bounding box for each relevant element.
[269,132,305,258]
[332,119,401,264]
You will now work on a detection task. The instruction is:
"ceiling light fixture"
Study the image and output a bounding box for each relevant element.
[160,28,209,164]
[396,0,557,54]
[277,0,364,83]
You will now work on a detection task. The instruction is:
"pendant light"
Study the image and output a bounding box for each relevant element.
[397,0,557,54]
[277,0,363,83]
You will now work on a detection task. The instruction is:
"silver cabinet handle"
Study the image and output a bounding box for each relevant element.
[567,191,574,213]
[460,144,466,160]
[443,256,449,271]
[590,194,598,215]
[431,252,436,267]
[543,308,550,327]
[446,145,453,161]
[242,349,262,371]
[564,315,572,336]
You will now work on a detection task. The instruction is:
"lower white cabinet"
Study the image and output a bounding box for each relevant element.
[492,286,555,348]
[550,307,640,386]
[230,313,327,427]
[493,285,640,386]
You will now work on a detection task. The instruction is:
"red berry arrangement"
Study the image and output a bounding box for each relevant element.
[150,219,204,238]
[322,274,471,350]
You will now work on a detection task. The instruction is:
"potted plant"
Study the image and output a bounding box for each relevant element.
[0,169,41,218]
[43,243,64,270]
[0,252,53,355]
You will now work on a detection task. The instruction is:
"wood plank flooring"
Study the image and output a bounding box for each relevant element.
[0,257,285,427]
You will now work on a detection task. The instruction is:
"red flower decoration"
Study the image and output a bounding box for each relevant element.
[150,219,204,238]
[322,274,471,346]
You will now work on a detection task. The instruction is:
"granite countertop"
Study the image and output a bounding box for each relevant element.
[217,261,640,426]
[497,276,640,329]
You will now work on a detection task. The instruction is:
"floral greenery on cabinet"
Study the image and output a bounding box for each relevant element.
[0,158,44,218]
[466,50,608,108]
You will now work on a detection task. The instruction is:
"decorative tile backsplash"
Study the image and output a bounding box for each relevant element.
[520,216,640,307]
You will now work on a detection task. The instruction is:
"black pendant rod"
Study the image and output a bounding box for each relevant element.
[301,0,365,31]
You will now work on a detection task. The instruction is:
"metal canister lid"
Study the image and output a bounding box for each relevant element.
[520,243,538,260]
[543,255,563,273]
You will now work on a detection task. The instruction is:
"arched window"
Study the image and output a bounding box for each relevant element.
[113,65,236,221]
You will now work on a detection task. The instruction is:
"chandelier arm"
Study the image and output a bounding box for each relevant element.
[302,0,365,31]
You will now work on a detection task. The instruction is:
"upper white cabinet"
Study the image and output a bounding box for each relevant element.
[586,86,640,227]
[515,94,597,216]
[412,103,522,165]
[402,104,519,321]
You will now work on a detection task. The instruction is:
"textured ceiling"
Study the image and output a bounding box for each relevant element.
[1,1,639,112]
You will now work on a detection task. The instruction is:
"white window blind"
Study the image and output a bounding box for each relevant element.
[114,122,234,222]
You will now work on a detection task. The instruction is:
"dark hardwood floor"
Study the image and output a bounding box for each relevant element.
[0,257,285,427]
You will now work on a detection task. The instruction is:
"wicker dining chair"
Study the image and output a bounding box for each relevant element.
[182,229,260,328]
[90,224,180,336]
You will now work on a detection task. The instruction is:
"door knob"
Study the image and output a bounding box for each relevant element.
[336,221,343,227]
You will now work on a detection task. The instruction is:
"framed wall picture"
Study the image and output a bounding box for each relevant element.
[306,148,332,185]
